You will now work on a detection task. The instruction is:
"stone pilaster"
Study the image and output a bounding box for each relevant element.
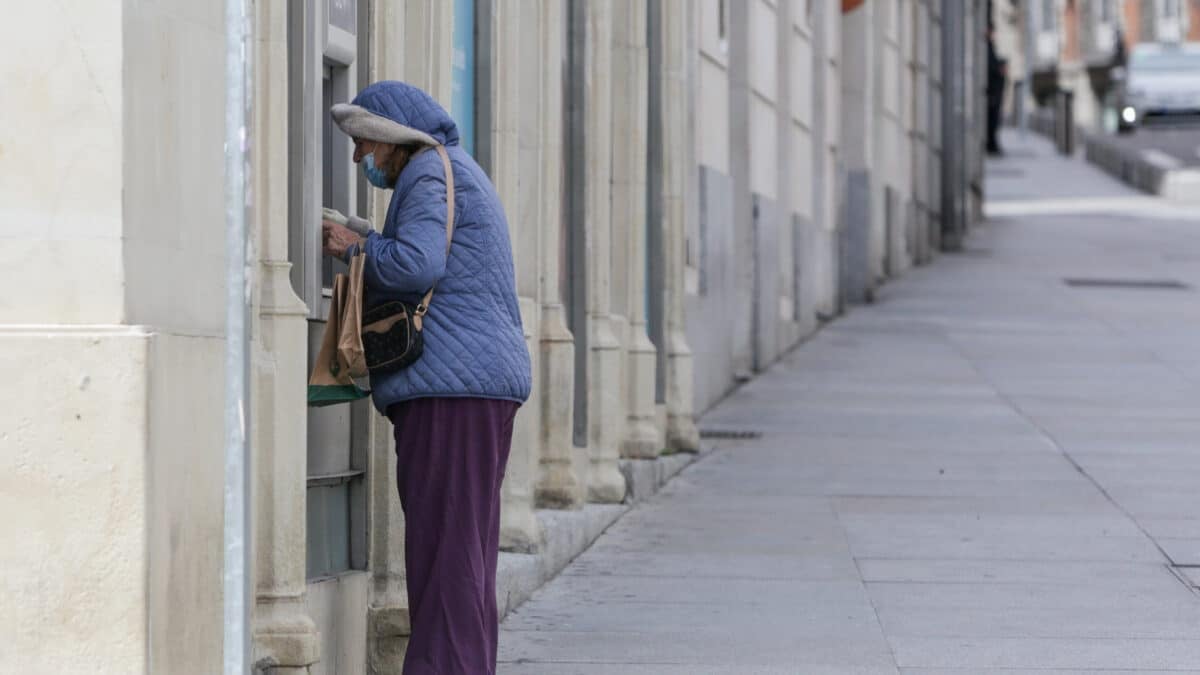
[365,410,408,675]
[661,0,700,452]
[485,0,544,552]
[535,0,587,510]
[613,0,664,460]
[584,0,628,503]
[363,4,456,671]
[251,3,319,672]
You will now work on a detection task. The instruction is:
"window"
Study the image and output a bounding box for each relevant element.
[1130,46,1200,72]
[287,0,368,581]
[1042,0,1058,32]
[450,0,476,155]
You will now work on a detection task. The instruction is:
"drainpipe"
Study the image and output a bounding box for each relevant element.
[223,0,252,672]
[1021,0,1035,137]
[942,0,966,250]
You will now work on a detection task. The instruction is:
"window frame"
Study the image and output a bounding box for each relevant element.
[287,0,370,582]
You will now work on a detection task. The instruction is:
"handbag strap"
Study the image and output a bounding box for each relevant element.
[414,145,455,318]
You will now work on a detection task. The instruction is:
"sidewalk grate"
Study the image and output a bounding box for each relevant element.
[987,167,1026,177]
[1064,278,1190,290]
[699,429,763,440]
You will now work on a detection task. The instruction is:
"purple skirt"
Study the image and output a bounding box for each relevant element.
[387,397,519,675]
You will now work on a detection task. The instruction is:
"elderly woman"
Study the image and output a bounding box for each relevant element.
[321,80,531,675]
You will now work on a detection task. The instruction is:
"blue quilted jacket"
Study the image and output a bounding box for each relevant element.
[351,81,531,412]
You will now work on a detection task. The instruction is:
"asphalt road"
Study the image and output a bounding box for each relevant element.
[1106,121,1200,167]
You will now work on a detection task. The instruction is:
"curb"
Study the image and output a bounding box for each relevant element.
[1083,131,1200,203]
[495,446,708,619]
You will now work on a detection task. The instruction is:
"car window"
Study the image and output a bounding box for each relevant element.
[1131,50,1200,72]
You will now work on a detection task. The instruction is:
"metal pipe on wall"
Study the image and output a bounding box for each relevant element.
[223,0,252,671]
[941,0,966,250]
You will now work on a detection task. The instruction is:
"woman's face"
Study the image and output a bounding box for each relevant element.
[353,138,395,166]
[353,138,411,183]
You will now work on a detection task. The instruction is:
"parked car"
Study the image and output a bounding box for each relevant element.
[1117,42,1200,133]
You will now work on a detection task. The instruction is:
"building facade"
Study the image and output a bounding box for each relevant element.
[1016,0,1193,132]
[0,2,984,673]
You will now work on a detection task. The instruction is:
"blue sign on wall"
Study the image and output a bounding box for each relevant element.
[451,0,475,155]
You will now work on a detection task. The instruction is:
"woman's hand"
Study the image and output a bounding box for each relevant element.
[322,220,362,259]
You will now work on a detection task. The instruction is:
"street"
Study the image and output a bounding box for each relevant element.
[497,130,1200,673]
[1105,122,1200,167]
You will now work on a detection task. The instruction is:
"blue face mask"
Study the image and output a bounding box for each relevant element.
[362,153,392,189]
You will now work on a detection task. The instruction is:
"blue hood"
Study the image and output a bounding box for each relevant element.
[351,81,460,147]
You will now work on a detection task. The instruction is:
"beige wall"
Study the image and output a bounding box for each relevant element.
[147,334,225,674]
[0,1,232,673]
[0,329,150,674]
[123,2,227,334]
[0,2,125,325]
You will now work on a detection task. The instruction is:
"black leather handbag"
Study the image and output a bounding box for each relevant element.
[361,144,455,376]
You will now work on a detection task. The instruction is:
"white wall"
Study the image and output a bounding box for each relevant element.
[0,1,125,325]
[127,4,228,672]
[811,0,842,317]
[877,0,912,276]
[698,0,731,174]
[0,330,150,674]
[749,0,778,200]
[789,0,818,335]
[0,2,229,673]
[690,0,740,412]
[0,5,141,674]
[123,2,227,334]
[146,334,224,674]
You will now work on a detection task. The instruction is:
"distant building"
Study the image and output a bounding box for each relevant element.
[1016,0,1193,132]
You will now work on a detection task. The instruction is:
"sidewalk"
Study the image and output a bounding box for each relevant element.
[498,130,1200,674]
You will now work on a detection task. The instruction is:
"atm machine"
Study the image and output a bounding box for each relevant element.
[287,0,371,671]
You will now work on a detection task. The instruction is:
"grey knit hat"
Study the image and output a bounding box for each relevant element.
[330,103,440,147]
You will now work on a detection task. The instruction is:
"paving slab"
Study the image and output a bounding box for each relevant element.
[904,670,1200,675]
[891,636,1200,670]
[499,131,1200,672]
[876,604,1200,641]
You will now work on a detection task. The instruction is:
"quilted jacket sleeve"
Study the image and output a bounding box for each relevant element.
[361,166,449,296]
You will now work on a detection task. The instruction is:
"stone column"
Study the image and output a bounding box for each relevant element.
[584,0,628,503]
[810,0,843,317]
[364,4,455,670]
[661,0,700,452]
[910,0,934,265]
[401,1,454,102]
[251,3,320,672]
[840,0,876,306]
[612,0,662,460]
[483,1,544,552]
[535,0,588,510]
[727,1,756,378]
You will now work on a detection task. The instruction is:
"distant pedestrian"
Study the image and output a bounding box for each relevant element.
[321,80,532,675]
[987,27,1008,156]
